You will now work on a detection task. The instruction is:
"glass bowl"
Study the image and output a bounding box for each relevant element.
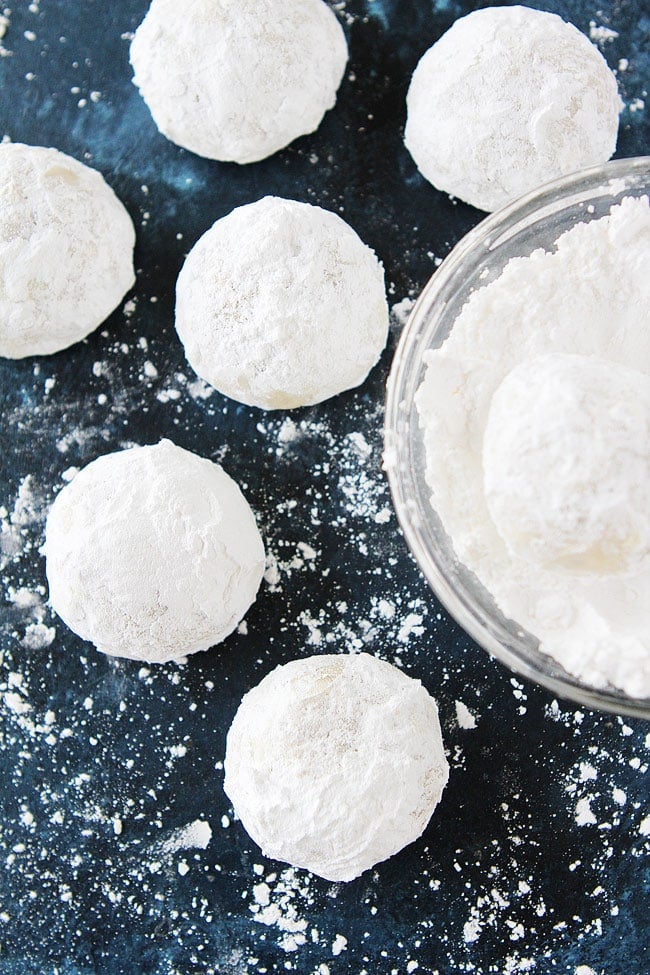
[384,157,650,719]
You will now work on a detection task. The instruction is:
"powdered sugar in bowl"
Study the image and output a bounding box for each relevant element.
[385,158,650,718]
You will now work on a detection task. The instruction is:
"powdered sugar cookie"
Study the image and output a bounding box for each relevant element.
[405,6,621,211]
[175,197,389,409]
[224,653,449,881]
[130,0,348,164]
[0,143,135,358]
[46,440,265,663]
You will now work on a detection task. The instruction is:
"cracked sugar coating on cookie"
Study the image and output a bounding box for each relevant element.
[175,197,389,409]
[0,143,135,358]
[130,0,348,164]
[224,653,449,882]
[404,6,622,212]
[45,440,265,663]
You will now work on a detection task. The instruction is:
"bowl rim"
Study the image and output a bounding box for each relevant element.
[384,156,650,719]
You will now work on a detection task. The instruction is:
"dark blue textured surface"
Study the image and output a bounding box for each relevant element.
[0,2,649,974]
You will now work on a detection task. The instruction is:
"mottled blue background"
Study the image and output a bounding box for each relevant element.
[0,2,649,974]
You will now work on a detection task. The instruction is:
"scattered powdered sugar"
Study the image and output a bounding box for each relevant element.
[0,8,10,58]
[575,797,598,827]
[562,719,649,839]
[252,406,437,663]
[1,475,43,564]
[1,477,57,653]
[249,867,312,953]
[391,296,416,328]
[589,21,619,45]
[455,700,478,730]
[22,621,56,650]
[157,819,213,855]
[451,701,650,961]
[4,688,32,715]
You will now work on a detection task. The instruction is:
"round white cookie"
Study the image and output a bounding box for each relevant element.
[130,0,348,164]
[0,143,135,358]
[404,6,621,212]
[224,653,449,882]
[175,197,389,409]
[483,354,650,577]
[45,440,265,663]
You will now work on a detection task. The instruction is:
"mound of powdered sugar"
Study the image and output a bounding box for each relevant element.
[0,143,135,358]
[130,0,348,164]
[224,652,449,882]
[404,6,622,212]
[45,440,265,663]
[416,195,650,697]
[175,197,389,409]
